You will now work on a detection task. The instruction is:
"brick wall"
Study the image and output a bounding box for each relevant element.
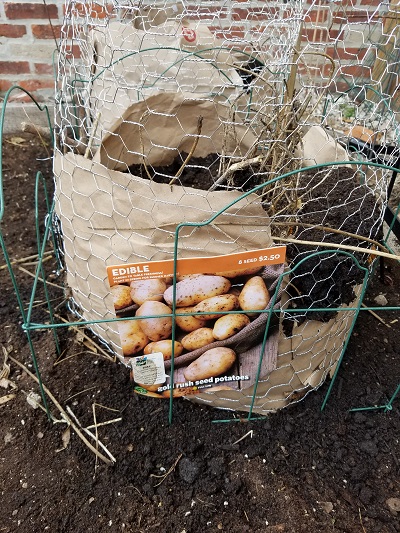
[0,0,398,106]
[0,0,63,103]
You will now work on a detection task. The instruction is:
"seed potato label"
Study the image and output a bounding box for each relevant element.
[131,353,166,385]
[107,245,286,285]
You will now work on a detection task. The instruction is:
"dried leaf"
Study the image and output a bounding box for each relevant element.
[56,427,71,452]
[0,394,16,405]
[83,339,97,352]
[7,136,27,146]
[26,391,41,409]
[0,377,18,390]
[62,427,71,448]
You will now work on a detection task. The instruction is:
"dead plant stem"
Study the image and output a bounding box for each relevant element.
[273,235,400,261]
[169,116,203,186]
[9,355,114,465]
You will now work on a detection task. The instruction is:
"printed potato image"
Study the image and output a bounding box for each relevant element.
[228,286,242,298]
[175,273,203,282]
[111,284,134,310]
[192,294,239,320]
[161,386,199,398]
[163,275,231,307]
[181,327,215,351]
[184,347,236,381]
[212,313,250,340]
[239,276,270,312]
[130,278,167,305]
[118,320,149,356]
[143,340,184,360]
[211,266,262,278]
[136,301,173,342]
[174,306,208,332]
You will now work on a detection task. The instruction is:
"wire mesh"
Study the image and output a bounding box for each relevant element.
[14,0,400,416]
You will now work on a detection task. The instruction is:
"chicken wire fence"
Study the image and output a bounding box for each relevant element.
[10,0,400,418]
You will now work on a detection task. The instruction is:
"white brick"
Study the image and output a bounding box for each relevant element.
[4,41,57,63]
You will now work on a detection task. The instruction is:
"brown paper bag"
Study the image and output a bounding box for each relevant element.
[54,151,273,355]
[88,13,244,144]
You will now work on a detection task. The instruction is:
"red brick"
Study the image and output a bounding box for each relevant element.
[339,64,372,77]
[360,0,381,5]
[333,10,379,24]
[232,8,276,22]
[67,2,112,19]
[35,63,54,75]
[4,3,58,20]
[304,8,329,24]
[18,79,55,92]
[326,47,368,61]
[63,44,82,60]
[32,24,62,39]
[304,28,329,43]
[0,80,13,93]
[0,23,26,38]
[0,61,30,75]
[209,27,245,40]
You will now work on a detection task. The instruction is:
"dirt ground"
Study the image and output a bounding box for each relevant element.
[0,134,399,533]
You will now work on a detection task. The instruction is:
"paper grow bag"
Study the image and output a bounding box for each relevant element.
[54,151,273,356]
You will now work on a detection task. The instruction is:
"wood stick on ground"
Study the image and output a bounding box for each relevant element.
[0,251,53,271]
[272,235,400,262]
[48,313,116,362]
[21,122,86,155]
[9,355,114,465]
[18,265,65,290]
[272,221,388,252]
[85,417,123,431]
[66,406,116,464]
[361,303,391,328]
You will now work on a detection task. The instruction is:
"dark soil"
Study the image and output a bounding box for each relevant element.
[1,134,399,533]
[131,153,384,322]
[128,151,259,191]
[284,166,383,322]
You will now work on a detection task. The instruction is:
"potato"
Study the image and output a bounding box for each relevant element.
[163,275,231,307]
[174,306,208,332]
[192,294,239,320]
[136,301,173,342]
[239,276,270,312]
[211,266,262,278]
[184,347,236,381]
[143,340,183,360]
[111,284,133,310]
[130,278,167,305]
[118,320,149,356]
[181,328,215,351]
[212,314,250,340]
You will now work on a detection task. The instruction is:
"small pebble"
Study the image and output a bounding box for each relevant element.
[374,294,388,306]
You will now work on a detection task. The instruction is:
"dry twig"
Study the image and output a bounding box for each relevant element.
[169,116,203,186]
[9,355,114,465]
[0,251,53,271]
[272,235,400,262]
[84,112,101,159]
[361,303,391,328]
[150,453,183,487]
